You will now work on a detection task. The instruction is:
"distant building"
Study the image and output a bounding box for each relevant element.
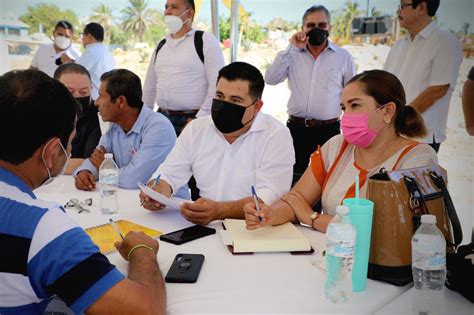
[0,18,30,40]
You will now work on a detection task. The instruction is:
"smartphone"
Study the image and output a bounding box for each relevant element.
[165,253,205,283]
[160,225,216,245]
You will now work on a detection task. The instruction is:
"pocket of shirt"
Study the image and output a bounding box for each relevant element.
[325,69,343,90]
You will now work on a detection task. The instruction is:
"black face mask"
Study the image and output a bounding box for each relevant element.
[75,96,91,116]
[307,27,329,46]
[211,99,257,134]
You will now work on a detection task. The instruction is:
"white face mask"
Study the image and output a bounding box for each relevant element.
[164,10,189,34]
[54,36,71,50]
[41,139,71,186]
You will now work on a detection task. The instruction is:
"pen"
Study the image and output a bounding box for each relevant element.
[151,174,161,189]
[251,185,262,222]
[141,174,161,206]
[109,218,124,239]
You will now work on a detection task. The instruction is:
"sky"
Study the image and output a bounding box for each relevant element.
[1,0,473,33]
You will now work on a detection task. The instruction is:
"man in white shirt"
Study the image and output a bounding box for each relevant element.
[384,0,462,152]
[142,0,225,136]
[30,20,80,77]
[63,22,116,101]
[140,62,295,225]
[265,5,355,183]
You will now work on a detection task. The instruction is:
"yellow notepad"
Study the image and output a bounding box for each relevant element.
[223,219,311,253]
[85,220,162,254]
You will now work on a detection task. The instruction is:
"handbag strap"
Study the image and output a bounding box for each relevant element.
[429,171,463,246]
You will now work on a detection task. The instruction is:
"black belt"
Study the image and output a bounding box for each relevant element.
[158,108,199,116]
[288,115,340,127]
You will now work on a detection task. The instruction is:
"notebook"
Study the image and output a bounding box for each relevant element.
[223,219,311,253]
[85,220,162,254]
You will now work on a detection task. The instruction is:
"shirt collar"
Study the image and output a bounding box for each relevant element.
[301,40,336,53]
[128,106,151,135]
[166,28,195,41]
[418,21,437,39]
[0,167,36,199]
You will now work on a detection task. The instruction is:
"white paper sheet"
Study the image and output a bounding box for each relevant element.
[138,182,190,210]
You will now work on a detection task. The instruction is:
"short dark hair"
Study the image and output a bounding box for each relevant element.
[0,70,76,164]
[412,0,439,17]
[184,0,195,11]
[53,63,91,81]
[302,5,331,24]
[83,22,104,41]
[55,20,73,32]
[217,62,265,100]
[100,69,143,109]
[347,70,426,138]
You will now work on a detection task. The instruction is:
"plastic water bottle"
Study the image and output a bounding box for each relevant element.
[412,214,446,290]
[99,153,119,215]
[324,205,356,303]
[412,215,447,315]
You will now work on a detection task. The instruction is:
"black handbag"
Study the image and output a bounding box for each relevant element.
[446,241,474,302]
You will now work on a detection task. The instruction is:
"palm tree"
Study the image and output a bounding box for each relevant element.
[121,0,153,43]
[90,4,114,44]
[332,1,363,44]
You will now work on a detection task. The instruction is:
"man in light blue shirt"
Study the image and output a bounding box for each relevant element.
[73,69,188,198]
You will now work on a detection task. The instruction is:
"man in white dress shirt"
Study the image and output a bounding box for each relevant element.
[30,20,80,78]
[62,22,116,101]
[384,0,462,152]
[140,62,295,225]
[142,0,225,136]
[265,5,355,183]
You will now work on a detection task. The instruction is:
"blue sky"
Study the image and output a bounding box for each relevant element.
[1,0,473,33]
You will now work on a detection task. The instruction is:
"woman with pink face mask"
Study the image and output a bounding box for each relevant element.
[243,70,438,233]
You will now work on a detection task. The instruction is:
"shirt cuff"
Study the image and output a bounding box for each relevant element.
[73,159,99,179]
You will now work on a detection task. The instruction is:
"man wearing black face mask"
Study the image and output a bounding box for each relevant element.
[140,62,295,226]
[266,5,355,185]
[54,63,101,174]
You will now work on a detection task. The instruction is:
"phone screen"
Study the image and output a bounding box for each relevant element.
[160,225,216,245]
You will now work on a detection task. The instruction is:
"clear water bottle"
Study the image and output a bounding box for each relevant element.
[99,153,119,215]
[324,205,356,303]
[412,214,446,291]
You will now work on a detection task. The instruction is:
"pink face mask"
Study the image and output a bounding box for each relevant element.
[341,106,385,148]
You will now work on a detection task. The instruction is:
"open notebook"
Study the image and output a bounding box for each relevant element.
[223,219,311,253]
[85,220,162,254]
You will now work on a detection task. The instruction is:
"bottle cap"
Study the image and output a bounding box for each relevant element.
[421,214,436,224]
[335,205,349,215]
[104,153,113,159]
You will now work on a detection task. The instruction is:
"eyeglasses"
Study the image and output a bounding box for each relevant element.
[398,2,413,10]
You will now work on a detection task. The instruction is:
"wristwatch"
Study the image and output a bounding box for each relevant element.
[300,212,320,230]
[310,212,320,230]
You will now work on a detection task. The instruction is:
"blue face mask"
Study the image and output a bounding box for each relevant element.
[41,139,71,186]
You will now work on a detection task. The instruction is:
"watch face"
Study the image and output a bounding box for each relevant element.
[310,213,318,220]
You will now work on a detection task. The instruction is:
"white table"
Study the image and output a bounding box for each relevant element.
[375,287,473,315]
[35,176,410,314]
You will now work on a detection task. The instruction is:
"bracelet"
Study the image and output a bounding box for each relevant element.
[127,244,155,261]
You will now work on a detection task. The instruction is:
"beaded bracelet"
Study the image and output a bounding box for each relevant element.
[127,244,155,261]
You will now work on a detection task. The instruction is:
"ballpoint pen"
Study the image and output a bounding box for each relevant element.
[109,218,124,239]
[141,174,161,206]
[251,185,262,222]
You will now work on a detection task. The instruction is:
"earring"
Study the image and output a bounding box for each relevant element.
[384,118,390,123]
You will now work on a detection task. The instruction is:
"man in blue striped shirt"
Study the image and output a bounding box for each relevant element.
[73,69,189,198]
[0,69,165,314]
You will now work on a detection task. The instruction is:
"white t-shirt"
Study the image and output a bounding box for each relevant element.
[30,43,80,78]
[153,112,295,204]
[384,21,463,143]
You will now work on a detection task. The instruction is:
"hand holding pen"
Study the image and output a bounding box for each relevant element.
[109,218,124,239]
[140,174,161,206]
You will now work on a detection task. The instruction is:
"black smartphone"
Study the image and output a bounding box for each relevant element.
[165,253,205,283]
[160,225,216,245]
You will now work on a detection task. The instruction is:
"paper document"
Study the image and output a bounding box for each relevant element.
[223,219,311,253]
[138,182,190,209]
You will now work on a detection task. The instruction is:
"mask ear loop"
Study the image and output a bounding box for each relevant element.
[241,99,259,126]
[41,138,56,183]
[373,103,389,132]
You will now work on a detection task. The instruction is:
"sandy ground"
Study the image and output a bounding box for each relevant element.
[7,43,473,242]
